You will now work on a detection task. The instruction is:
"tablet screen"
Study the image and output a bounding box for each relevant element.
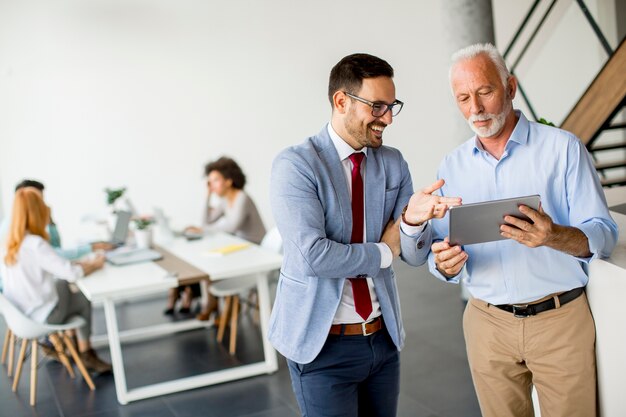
[448,194,541,246]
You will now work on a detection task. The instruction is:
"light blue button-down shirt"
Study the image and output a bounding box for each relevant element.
[428,111,618,305]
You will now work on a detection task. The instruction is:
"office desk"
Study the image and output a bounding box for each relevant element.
[77,232,283,405]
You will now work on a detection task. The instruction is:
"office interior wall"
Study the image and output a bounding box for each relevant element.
[0,0,608,245]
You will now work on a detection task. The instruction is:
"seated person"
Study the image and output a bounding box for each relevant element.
[165,157,266,320]
[0,180,112,296]
[1,187,112,373]
[0,179,113,259]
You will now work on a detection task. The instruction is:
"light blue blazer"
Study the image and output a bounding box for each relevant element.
[269,125,431,364]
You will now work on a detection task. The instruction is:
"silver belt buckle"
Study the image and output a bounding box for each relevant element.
[512,304,530,318]
[361,317,377,336]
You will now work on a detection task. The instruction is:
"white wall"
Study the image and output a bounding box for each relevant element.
[0,0,609,245]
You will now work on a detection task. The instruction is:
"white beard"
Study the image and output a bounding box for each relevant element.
[467,100,512,138]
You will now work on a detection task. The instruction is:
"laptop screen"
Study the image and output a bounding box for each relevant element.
[112,211,131,245]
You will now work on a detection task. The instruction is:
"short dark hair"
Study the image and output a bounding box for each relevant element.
[15,179,45,192]
[204,157,246,190]
[328,53,394,107]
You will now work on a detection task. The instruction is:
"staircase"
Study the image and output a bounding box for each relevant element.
[560,38,626,187]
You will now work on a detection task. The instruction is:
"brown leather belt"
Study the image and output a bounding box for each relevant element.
[329,316,383,336]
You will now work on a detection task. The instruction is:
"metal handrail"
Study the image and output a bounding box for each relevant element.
[501,0,616,121]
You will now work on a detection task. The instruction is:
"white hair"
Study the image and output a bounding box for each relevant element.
[449,43,511,90]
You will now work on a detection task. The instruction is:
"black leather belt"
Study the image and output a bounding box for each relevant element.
[494,287,584,318]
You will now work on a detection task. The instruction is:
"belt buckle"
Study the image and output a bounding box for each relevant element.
[512,304,530,318]
[361,318,377,336]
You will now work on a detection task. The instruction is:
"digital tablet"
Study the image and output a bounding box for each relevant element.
[449,195,541,246]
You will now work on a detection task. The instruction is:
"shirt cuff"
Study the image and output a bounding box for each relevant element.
[376,243,393,269]
[400,221,426,236]
[428,251,467,284]
[575,222,604,263]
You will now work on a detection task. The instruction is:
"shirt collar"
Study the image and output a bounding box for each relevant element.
[472,110,529,154]
[327,123,368,161]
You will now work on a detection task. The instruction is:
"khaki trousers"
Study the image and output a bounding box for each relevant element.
[463,292,596,417]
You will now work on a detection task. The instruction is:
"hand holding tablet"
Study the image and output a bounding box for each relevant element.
[449,195,541,246]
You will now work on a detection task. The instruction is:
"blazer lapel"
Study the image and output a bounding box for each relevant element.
[315,127,352,244]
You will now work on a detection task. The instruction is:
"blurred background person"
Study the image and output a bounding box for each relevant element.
[0,179,114,259]
[1,187,112,373]
[165,157,266,321]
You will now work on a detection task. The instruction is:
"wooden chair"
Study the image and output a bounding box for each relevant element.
[0,293,95,406]
[209,227,282,355]
[1,328,16,376]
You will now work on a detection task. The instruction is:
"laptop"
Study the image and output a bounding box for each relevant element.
[153,207,177,239]
[153,207,203,241]
[108,210,132,247]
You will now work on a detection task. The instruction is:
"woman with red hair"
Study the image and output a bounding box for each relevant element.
[2,187,112,374]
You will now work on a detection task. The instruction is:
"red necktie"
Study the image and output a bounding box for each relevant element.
[348,153,372,321]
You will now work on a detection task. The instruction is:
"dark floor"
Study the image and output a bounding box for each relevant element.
[0,261,481,417]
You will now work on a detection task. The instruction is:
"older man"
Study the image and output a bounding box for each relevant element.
[422,43,618,417]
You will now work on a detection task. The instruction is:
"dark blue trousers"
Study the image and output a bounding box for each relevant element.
[287,327,400,417]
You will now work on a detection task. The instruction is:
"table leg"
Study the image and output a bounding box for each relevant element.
[255,274,278,372]
[102,299,130,405]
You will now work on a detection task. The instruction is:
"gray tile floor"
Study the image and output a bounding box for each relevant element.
[0,262,481,417]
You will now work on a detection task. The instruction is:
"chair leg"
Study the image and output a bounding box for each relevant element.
[8,332,15,377]
[30,340,38,406]
[12,338,28,392]
[248,289,260,325]
[229,296,240,355]
[217,296,232,343]
[62,334,95,391]
[2,329,11,365]
[49,333,75,378]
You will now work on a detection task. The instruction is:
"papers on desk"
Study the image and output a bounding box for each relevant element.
[204,243,251,257]
[105,248,163,266]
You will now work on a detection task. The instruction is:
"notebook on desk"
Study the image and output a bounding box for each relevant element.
[106,247,163,266]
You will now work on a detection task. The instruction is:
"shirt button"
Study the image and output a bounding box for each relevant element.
[417,241,425,249]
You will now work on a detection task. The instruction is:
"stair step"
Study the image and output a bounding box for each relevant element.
[595,160,626,170]
[601,176,626,187]
[591,141,626,152]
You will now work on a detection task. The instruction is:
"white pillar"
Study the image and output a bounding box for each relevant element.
[440,0,496,302]
[440,0,496,147]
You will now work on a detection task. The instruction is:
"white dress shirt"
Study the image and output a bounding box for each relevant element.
[2,234,84,323]
[328,123,391,324]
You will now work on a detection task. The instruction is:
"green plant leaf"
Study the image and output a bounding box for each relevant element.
[538,118,555,127]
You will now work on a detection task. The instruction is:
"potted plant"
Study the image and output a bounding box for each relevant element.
[133,216,155,249]
[105,187,127,208]
[104,187,127,233]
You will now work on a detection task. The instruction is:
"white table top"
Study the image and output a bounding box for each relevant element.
[77,261,177,302]
[78,232,283,302]
[157,232,283,280]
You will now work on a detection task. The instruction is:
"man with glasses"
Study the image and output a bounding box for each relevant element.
[269,53,460,417]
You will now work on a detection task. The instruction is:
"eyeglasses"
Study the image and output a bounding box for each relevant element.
[344,92,404,117]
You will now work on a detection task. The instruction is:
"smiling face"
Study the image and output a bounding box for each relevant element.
[451,54,516,140]
[333,76,396,150]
